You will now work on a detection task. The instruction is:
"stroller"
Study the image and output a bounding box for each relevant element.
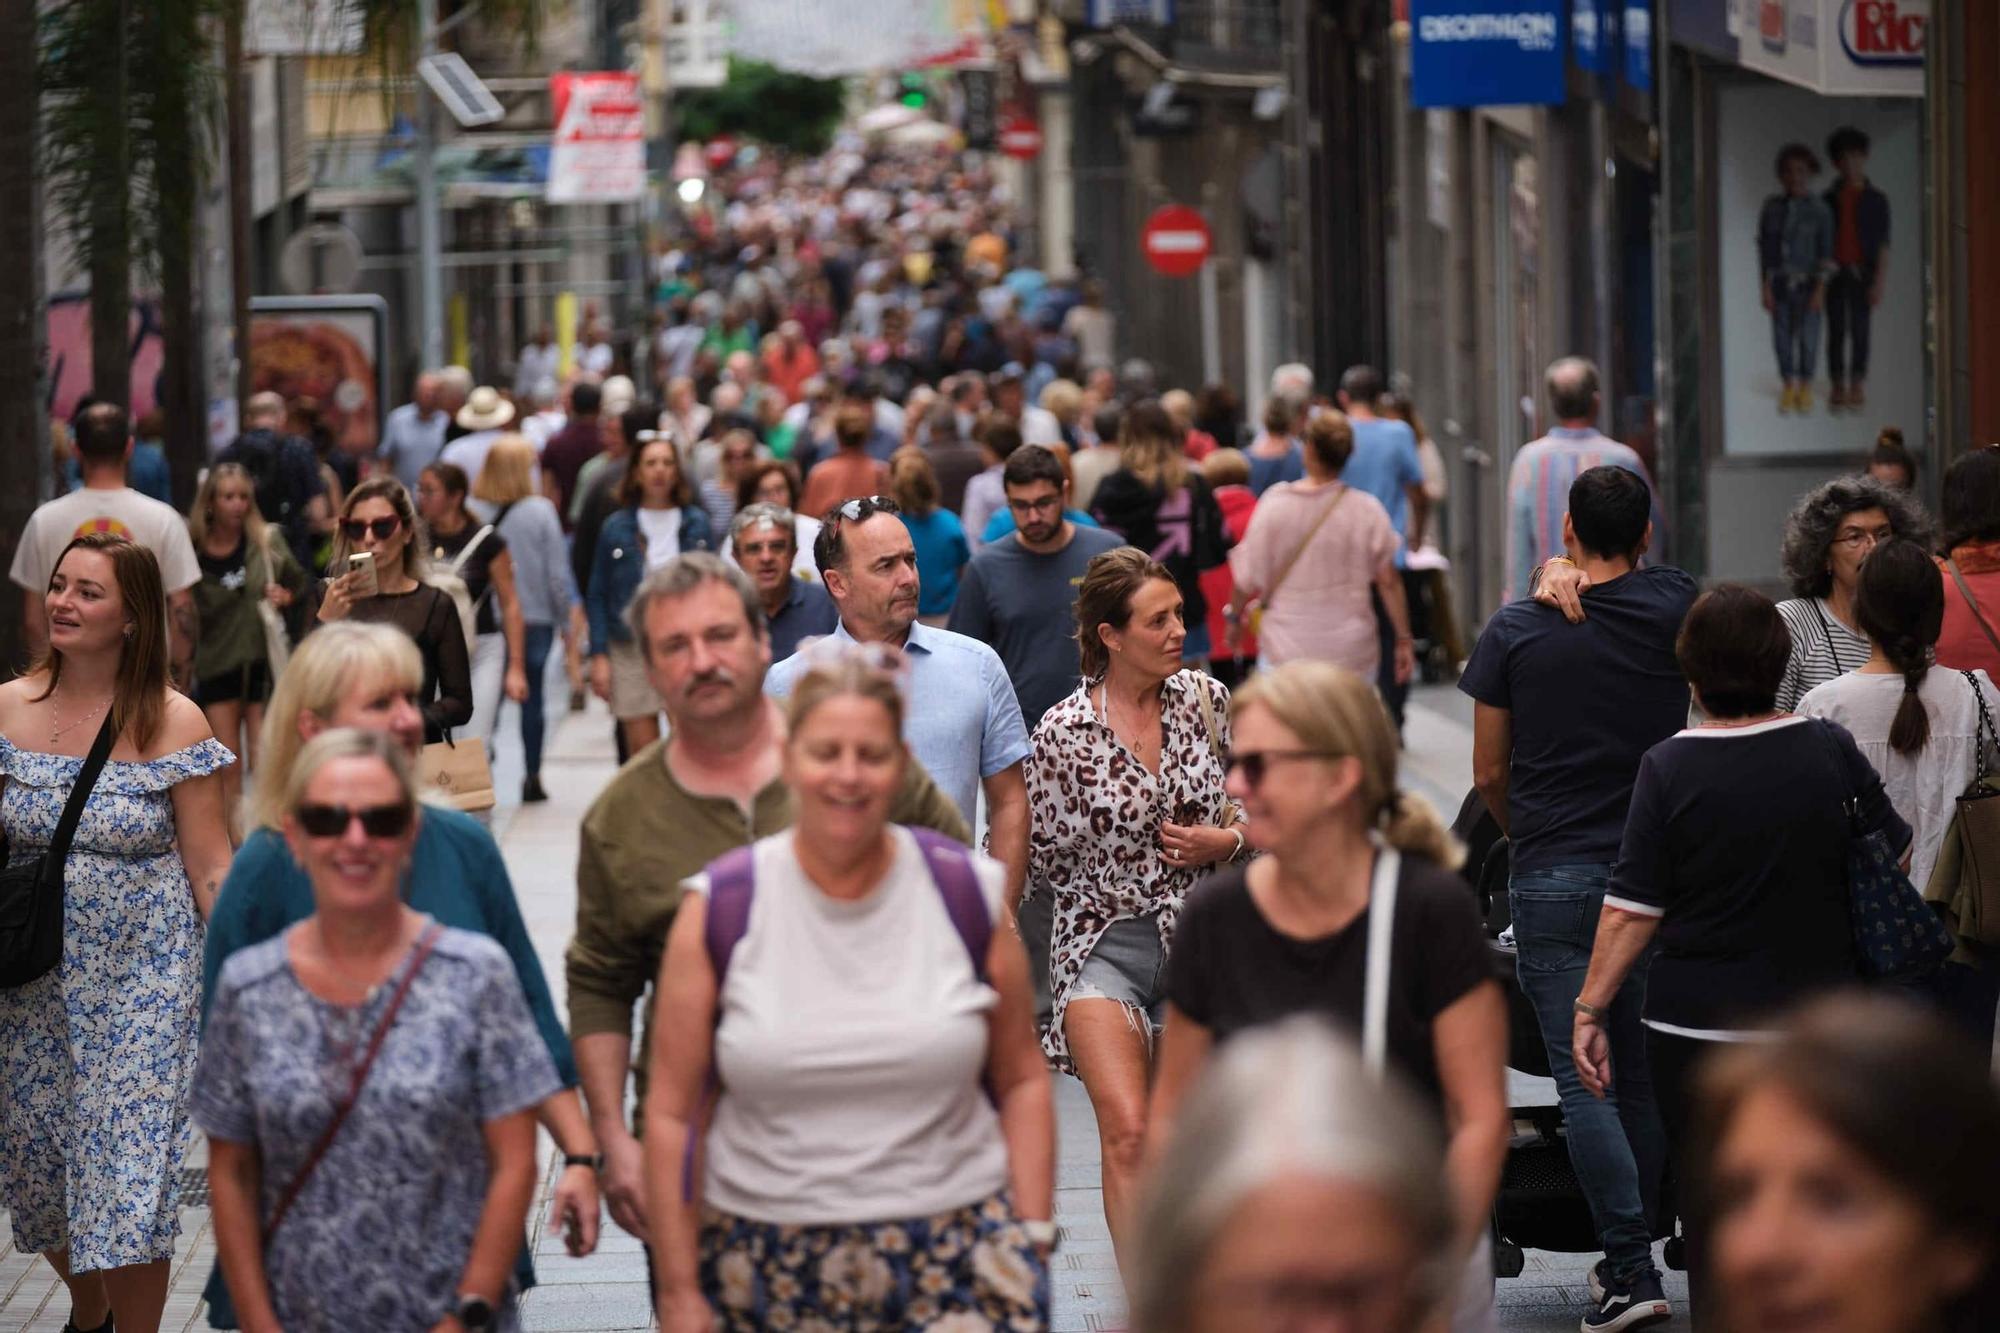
[1451,792,1683,1280]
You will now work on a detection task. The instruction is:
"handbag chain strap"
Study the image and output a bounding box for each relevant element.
[1963,669,1999,786]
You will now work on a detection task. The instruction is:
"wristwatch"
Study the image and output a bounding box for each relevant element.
[563,1152,604,1171]
[1022,1219,1058,1249]
[456,1293,494,1331]
[1573,997,1608,1021]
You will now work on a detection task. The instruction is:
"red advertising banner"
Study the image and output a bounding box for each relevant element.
[549,72,646,204]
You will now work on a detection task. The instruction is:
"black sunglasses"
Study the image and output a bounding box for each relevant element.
[828,494,900,524]
[1225,748,1339,787]
[296,802,416,839]
[342,517,402,542]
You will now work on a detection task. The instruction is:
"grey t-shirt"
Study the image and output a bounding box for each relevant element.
[948,525,1127,730]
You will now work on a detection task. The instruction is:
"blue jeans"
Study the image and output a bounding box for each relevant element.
[1771,276,1821,381]
[1511,865,1666,1285]
[518,622,557,779]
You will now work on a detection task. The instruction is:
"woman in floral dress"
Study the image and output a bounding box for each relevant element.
[0,533,234,1333]
[1025,547,1248,1267]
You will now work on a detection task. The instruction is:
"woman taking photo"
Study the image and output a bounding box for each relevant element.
[1772,475,1931,710]
[586,429,713,753]
[0,533,233,1333]
[1571,585,1910,1321]
[193,729,560,1332]
[1700,994,2000,1333]
[471,435,576,803]
[1028,547,1247,1264]
[1135,1019,1461,1333]
[891,447,970,627]
[187,462,308,828]
[1147,660,1508,1327]
[1226,411,1412,678]
[418,462,527,747]
[1090,400,1231,664]
[642,652,1054,1332]
[309,476,472,744]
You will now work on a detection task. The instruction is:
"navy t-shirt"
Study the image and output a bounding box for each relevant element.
[1458,566,1697,871]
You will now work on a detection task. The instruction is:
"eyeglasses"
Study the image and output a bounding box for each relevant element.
[826,494,901,526]
[342,517,402,542]
[1006,493,1064,515]
[1226,748,1339,788]
[1832,526,1894,551]
[295,802,415,838]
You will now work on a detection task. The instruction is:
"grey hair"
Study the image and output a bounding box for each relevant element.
[1545,356,1600,420]
[281,728,417,824]
[1270,361,1315,407]
[623,552,767,657]
[1131,1017,1456,1333]
[1779,474,1934,598]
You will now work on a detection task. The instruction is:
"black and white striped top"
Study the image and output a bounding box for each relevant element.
[1776,597,1872,713]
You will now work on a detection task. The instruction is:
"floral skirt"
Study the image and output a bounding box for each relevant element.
[698,1191,1049,1331]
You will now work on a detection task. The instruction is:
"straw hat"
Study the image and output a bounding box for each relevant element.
[455,385,515,431]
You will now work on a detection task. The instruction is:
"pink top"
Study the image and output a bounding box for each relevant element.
[1228,479,1395,673]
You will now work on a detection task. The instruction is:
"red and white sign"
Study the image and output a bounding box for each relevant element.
[998,116,1043,160]
[1739,0,1927,97]
[548,72,646,204]
[1141,205,1211,278]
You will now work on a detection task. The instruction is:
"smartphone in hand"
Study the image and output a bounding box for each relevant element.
[347,550,379,598]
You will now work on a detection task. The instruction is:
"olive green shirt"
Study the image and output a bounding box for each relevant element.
[565,737,972,1111]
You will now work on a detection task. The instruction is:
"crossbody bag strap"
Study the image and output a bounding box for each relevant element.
[1947,559,2000,661]
[1260,485,1346,610]
[41,714,119,889]
[1810,599,1850,676]
[263,921,444,1246]
[1362,845,1402,1077]
[1193,674,1224,766]
[450,525,497,576]
[1964,670,1999,785]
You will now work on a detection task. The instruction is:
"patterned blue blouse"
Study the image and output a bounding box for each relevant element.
[191,923,561,1332]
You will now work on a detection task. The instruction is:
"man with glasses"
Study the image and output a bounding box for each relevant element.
[766,496,1033,905]
[566,554,968,1256]
[730,503,837,660]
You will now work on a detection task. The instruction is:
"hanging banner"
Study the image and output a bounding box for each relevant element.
[1573,0,1616,75]
[548,72,646,204]
[1410,1,1568,108]
[1624,1,1653,90]
[1668,0,1926,96]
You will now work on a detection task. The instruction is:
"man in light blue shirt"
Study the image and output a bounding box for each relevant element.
[766,497,1032,904]
[1336,364,1426,731]
[378,371,450,492]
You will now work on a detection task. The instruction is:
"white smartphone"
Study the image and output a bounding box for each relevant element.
[346,550,379,598]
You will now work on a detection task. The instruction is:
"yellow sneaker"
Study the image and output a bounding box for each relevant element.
[1779,383,1796,414]
[1796,383,1814,413]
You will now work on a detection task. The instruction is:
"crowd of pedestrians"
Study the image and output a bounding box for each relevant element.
[3,136,1999,1333]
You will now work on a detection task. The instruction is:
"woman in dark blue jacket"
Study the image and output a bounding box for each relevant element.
[586,430,713,751]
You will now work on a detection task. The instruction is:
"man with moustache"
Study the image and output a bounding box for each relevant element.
[565,554,967,1251]
[765,496,1032,905]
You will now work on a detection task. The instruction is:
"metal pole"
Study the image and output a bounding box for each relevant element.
[415,0,444,369]
[225,2,254,413]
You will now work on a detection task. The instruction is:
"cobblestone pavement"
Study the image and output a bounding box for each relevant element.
[0,682,1684,1332]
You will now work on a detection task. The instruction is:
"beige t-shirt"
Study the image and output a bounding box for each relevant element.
[1229,479,1396,673]
[10,486,202,596]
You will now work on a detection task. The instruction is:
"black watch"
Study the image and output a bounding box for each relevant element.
[563,1152,604,1171]
[456,1293,494,1331]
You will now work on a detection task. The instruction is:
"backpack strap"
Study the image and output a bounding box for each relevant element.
[907,826,992,982]
[701,843,759,990]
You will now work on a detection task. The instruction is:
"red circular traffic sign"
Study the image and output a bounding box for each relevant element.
[1141,204,1211,278]
[998,116,1043,160]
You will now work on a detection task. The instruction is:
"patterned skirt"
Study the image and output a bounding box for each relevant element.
[698,1191,1049,1331]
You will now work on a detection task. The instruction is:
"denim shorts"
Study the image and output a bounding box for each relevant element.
[1071,915,1167,1025]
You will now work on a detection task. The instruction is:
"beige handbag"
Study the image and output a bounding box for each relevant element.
[416,731,496,813]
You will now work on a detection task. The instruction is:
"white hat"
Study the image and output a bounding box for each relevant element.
[600,375,637,416]
[455,385,515,431]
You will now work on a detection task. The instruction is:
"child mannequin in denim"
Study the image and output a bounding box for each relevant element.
[1758,143,1834,414]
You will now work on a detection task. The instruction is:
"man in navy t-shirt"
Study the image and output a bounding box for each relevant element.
[1459,465,1694,1327]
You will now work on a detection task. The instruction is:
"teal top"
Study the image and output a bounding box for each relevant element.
[200,806,577,1088]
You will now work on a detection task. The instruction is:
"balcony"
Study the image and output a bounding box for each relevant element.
[1169,0,1286,73]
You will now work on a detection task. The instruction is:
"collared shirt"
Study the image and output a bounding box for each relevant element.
[767,577,840,660]
[766,620,1033,825]
[379,401,450,492]
[564,738,969,1114]
[1505,426,1663,601]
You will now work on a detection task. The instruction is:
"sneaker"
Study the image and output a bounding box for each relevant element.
[62,1317,114,1333]
[522,776,549,804]
[1796,382,1814,413]
[1586,1257,1612,1305]
[1581,1271,1672,1331]
[1829,381,1849,411]
[1849,381,1866,409]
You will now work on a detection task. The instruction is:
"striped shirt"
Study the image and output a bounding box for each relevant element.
[1506,427,1662,600]
[1775,597,1872,713]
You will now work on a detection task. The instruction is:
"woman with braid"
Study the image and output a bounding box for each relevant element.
[1799,537,2000,893]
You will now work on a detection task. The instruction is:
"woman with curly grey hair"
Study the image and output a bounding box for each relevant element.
[1774,475,1931,711]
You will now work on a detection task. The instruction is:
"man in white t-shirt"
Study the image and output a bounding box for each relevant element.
[13,403,202,682]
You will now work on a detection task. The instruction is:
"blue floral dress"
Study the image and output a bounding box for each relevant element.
[0,736,232,1271]
[191,925,560,1332]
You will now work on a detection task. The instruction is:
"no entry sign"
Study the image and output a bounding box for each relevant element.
[1141,205,1211,278]
[998,116,1043,160]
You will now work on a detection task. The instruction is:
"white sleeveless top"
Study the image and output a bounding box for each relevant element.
[684,827,1010,1225]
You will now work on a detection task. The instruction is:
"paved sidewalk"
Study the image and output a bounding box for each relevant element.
[0,685,1680,1332]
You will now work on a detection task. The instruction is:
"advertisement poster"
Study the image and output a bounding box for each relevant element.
[548,72,646,204]
[1714,80,1921,458]
[248,298,386,453]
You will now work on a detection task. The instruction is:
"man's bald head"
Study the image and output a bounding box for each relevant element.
[1546,357,1601,424]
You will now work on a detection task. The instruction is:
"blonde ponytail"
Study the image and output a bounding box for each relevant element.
[1382,788,1462,872]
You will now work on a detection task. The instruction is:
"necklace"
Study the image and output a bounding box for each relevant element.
[1099,680,1163,769]
[49,688,111,746]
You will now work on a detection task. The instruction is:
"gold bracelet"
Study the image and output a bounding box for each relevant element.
[1573,997,1608,1021]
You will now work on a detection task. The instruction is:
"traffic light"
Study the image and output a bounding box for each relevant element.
[899,73,928,109]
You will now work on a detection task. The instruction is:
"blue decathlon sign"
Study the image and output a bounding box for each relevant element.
[1573,0,1614,75]
[1411,1,1568,108]
[1624,1,1653,90]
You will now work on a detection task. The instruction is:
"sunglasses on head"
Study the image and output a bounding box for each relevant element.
[342,517,402,542]
[1225,748,1338,787]
[296,802,415,839]
[830,495,900,524]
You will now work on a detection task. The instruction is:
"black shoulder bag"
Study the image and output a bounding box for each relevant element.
[0,713,118,988]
